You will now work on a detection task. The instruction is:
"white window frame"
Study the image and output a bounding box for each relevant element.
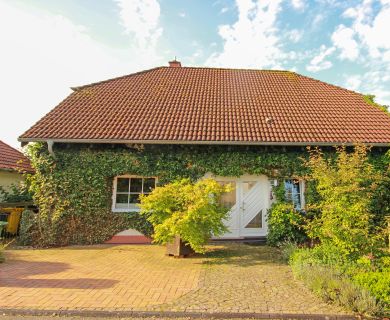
[284,179,305,210]
[112,175,157,213]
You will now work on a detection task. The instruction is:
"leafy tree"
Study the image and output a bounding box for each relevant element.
[363,94,389,114]
[305,145,384,260]
[139,178,231,253]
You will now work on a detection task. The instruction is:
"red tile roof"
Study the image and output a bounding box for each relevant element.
[19,66,390,145]
[0,140,33,173]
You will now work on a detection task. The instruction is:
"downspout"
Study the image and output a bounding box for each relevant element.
[47,140,55,158]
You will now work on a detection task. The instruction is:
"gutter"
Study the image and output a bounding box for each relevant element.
[18,138,390,148]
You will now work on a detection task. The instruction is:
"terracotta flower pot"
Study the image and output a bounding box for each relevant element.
[166,235,194,258]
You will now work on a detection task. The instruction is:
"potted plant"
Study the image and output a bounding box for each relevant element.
[139,178,231,257]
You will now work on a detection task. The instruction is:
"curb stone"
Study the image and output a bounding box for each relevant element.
[0,308,357,319]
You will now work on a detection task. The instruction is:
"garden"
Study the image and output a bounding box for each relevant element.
[267,145,390,317]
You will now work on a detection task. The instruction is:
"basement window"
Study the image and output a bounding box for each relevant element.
[284,179,305,210]
[112,176,156,212]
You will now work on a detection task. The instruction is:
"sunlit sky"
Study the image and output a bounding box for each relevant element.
[1,0,390,148]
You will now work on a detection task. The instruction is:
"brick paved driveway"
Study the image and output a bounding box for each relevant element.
[0,244,348,316]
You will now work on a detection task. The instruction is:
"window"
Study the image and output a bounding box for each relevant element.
[284,179,304,210]
[245,210,263,228]
[113,176,156,211]
[217,181,236,209]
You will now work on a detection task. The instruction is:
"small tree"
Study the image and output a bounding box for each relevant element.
[139,178,231,253]
[305,145,383,260]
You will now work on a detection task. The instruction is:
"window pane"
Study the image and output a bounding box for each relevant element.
[242,181,256,195]
[117,178,129,192]
[285,179,301,210]
[115,194,129,209]
[245,210,262,228]
[143,178,156,193]
[130,178,143,193]
[218,181,236,209]
[129,193,141,204]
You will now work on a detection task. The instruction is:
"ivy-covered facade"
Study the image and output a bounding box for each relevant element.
[20,141,389,247]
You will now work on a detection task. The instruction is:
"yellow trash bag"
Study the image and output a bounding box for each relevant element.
[2,208,23,234]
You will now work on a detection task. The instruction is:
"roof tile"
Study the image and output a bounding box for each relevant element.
[0,140,33,173]
[19,66,390,145]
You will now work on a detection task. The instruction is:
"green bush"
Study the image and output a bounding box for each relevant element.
[290,249,384,316]
[305,145,385,260]
[140,178,231,253]
[353,271,390,307]
[0,183,33,203]
[267,203,307,246]
[279,241,298,263]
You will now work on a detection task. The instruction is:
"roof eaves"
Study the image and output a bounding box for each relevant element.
[17,137,390,148]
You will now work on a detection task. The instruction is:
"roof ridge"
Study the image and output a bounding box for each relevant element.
[70,65,365,98]
[165,65,295,73]
[71,66,297,92]
[71,66,164,91]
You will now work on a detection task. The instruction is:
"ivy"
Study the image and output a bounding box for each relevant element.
[21,142,388,247]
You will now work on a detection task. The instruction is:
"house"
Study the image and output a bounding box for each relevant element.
[18,61,390,244]
[0,140,33,196]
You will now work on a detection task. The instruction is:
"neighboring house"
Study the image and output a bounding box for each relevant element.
[0,140,33,194]
[18,61,390,243]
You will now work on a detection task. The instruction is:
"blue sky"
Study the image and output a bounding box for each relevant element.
[1,0,390,148]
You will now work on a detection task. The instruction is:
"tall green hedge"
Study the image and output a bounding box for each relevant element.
[21,142,388,247]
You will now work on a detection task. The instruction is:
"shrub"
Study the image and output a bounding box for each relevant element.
[139,178,231,253]
[370,162,390,228]
[305,145,384,260]
[290,249,384,316]
[353,271,390,308]
[279,241,299,263]
[267,203,307,246]
[0,183,33,202]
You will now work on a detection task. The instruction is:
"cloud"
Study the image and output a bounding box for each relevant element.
[220,7,229,14]
[331,0,390,104]
[345,74,362,91]
[331,25,359,60]
[288,29,303,43]
[207,0,284,69]
[114,0,162,50]
[306,45,335,72]
[178,11,186,18]
[290,0,305,10]
[311,13,325,28]
[336,0,390,58]
[0,0,164,148]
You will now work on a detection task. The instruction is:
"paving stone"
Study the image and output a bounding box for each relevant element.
[0,244,349,316]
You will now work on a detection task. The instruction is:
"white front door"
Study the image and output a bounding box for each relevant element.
[214,175,270,238]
